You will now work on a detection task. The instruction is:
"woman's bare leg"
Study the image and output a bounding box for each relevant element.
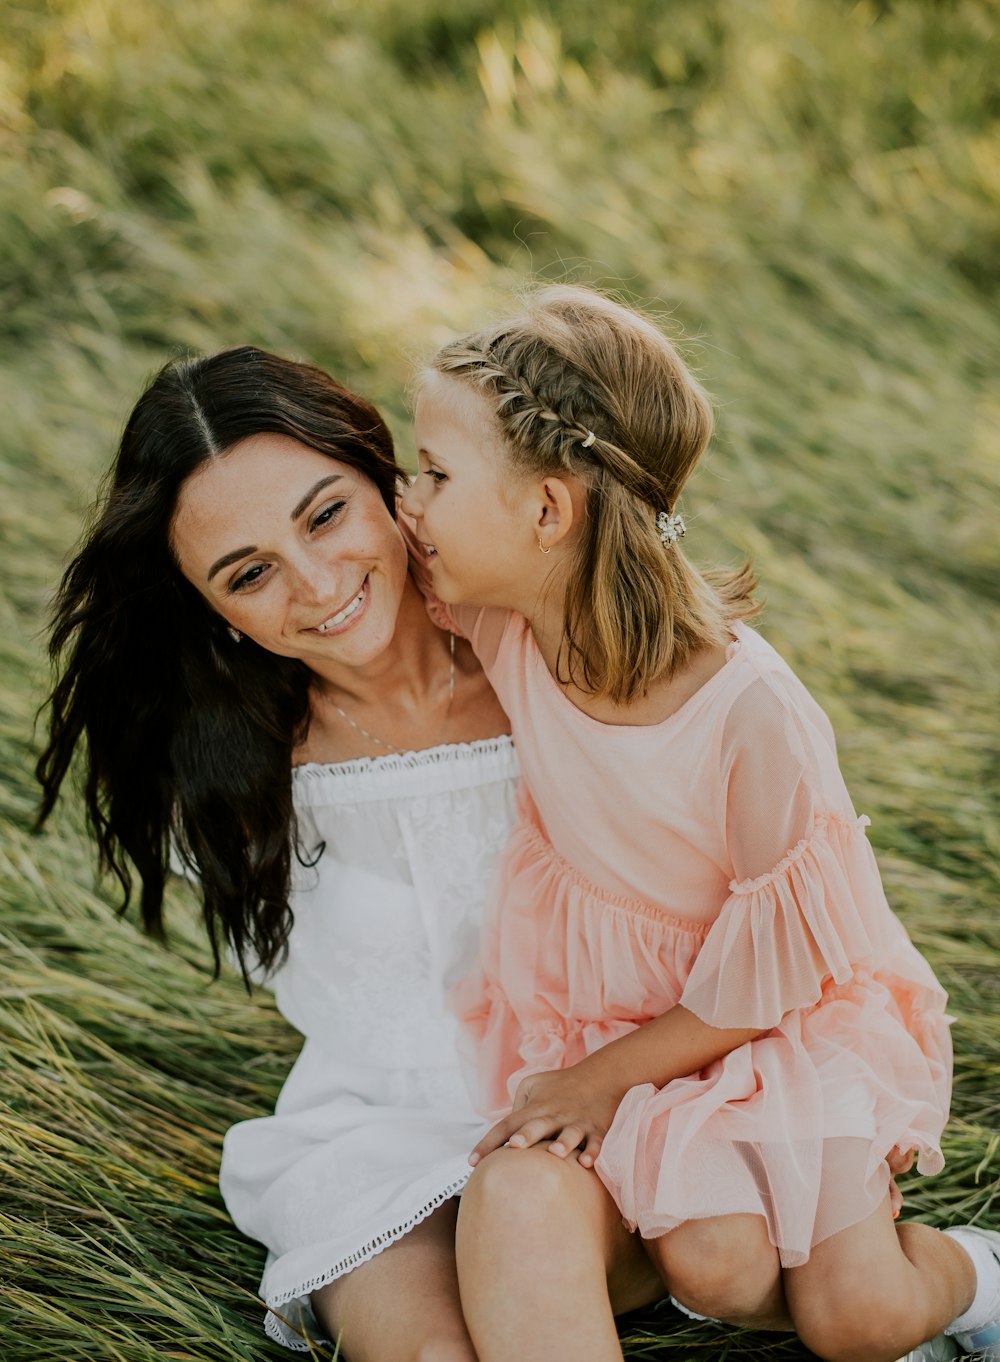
[312,1199,475,1362]
[456,1147,663,1362]
[785,1195,975,1362]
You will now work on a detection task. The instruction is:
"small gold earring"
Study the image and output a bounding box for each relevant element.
[537,537,551,555]
[228,626,242,643]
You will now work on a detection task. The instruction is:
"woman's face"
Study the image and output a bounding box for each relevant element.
[171,433,408,671]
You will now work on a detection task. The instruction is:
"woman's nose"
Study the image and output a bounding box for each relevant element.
[288,557,341,608]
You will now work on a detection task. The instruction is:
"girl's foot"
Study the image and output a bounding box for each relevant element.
[942,1226,1000,1359]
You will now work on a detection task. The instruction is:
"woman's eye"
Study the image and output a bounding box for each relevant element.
[230,563,268,593]
[311,499,347,529]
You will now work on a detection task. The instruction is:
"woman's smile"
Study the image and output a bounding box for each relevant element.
[307,575,371,635]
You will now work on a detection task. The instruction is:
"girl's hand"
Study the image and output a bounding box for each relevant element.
[469,1066,625,1169]
[887,1144,914,1220]
[887,1144,915,1178]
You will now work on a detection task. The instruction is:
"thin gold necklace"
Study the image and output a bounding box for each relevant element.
[331,632,456,753]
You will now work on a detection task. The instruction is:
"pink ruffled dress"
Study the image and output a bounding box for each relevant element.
[432,601,951,1267]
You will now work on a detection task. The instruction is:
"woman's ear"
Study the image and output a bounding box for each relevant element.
[535,474,585,553]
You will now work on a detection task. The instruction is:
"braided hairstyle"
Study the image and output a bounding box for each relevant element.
[428,285,759,705]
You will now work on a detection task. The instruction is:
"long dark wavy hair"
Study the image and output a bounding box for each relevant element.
[35,346,402,978]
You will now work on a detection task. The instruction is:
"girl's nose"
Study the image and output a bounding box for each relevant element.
[399,477,422,519]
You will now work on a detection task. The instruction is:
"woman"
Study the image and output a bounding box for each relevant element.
[34,346,529,1357]
[37,345,668,1358]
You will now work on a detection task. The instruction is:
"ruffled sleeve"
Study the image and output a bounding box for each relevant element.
[680,814,893,1030]
[679,676,894,1031]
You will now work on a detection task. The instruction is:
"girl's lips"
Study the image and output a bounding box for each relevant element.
[308,575,371,636]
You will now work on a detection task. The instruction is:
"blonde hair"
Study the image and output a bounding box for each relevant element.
[429,285,759,705]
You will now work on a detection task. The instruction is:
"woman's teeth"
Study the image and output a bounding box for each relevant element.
[318,588,364,632]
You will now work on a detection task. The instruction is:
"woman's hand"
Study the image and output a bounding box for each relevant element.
[469,1064,626,1169]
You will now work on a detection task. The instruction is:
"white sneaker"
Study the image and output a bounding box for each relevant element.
[953,1318,1000,1358]
[947,1226,1000,1359]
[895,1335,960,1361]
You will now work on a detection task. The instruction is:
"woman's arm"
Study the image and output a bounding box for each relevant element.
[469,1006,765,1167]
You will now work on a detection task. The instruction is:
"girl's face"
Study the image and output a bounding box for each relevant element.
[171,433,408,672]
[404,373,536,609]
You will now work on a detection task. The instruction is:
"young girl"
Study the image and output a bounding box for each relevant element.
[401,286,1000,1362]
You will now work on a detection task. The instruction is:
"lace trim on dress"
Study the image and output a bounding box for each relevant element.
[293,735,515,780]
[261,1172,473,1350]
[728,813,871,895]
[292,736,518,804]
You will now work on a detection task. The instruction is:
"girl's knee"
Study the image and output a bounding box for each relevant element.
[793,1289,917,1362]
[648,1217,781,1323]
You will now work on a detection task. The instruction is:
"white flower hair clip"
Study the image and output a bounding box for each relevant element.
[657,511,686,546]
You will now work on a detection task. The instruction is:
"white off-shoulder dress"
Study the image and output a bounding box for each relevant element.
[219,738,518,1349]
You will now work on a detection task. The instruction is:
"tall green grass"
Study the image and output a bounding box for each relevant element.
[1,0,997,1356]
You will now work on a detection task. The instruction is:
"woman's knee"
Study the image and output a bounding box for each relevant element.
[412,1335,477,1362]
[321,1316,475,1362]
[647,1216,781,1322]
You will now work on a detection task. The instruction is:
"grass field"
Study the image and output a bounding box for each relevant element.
[1,1,998,1357]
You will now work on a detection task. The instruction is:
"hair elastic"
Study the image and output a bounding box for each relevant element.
[657,511,686,546]
[580,430,596,448]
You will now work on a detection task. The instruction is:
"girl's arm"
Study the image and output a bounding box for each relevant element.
[469,1006,765,1167]
[470,677,876,1169]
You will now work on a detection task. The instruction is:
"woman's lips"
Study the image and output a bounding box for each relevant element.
[309,575,370,635]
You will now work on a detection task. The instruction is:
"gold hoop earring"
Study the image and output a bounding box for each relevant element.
[537,537,551,555]
[228,626,243,643]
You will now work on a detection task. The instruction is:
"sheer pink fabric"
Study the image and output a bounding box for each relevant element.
[408,537,952,1266]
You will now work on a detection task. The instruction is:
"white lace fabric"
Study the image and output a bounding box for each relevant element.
[219,737,518,1351]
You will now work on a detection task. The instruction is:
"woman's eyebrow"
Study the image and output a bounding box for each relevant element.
[207,546,256,583]
[290,474,342,521]
[206,476,345,582]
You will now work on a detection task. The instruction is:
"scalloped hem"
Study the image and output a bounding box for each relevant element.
[260,1171,473,1351]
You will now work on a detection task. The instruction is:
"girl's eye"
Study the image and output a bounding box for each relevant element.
[310,498,347,530]
[425,469,447,485]
[230,563,268,593]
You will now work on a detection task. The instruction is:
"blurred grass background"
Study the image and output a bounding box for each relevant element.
[1,0,998,1357]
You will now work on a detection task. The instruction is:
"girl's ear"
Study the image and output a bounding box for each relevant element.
[536,474,585,553]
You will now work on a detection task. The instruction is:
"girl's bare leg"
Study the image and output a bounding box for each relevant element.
[455,1146,663,1362]
[644,1213,790,1330]
[312,1199,476,1362]
[785,1195,975,1362]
